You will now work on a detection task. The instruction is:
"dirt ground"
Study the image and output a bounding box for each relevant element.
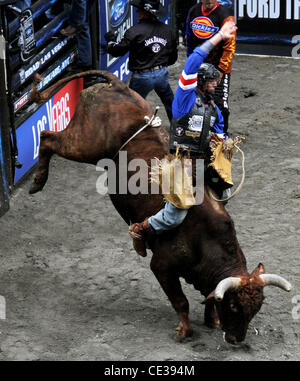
[0,45,299,361]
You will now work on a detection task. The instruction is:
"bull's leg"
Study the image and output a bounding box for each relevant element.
[204,299,220,328]
[29,131,55,194]
[150,259,193,337]
[29,124,101,194]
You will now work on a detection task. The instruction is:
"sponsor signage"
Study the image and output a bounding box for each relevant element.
[100,0,133,78]
[13,38,70,88]
[219,1,233,5]
[19,9,36,62]
[191,16,219,39]
[233,0,300,55]
[235,0,300,35]
[188,1,231,40]
[14,78,83,184]
[14,49,77,113]
[237,0,300,21]
[110,0,130,27]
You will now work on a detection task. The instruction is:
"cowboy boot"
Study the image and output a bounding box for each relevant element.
[129,218,151,257]
[60,24,83,37]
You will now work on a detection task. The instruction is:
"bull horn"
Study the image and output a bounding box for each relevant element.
[214,277,242,301]
[259,274,292,291]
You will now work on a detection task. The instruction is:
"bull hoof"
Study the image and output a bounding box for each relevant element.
[205,319,221,329]
[29,179,46,194]
[129,233,147,257]
[175,322,193,338]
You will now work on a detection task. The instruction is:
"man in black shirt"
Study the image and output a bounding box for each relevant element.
[105,0,178,122]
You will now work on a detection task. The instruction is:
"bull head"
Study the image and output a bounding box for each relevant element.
[206,263,292,344]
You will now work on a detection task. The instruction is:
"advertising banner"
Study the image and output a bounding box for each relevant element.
[99,0,133,81]
[14,47,77,113]
[236,0,300,32]
[99,0,172,80]
[234,0,300,56]
[14,78,83,184]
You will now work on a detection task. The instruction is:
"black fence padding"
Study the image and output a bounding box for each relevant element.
[7,0,61,38]
[8,9,71,71]
[13,46,77,114]
[11,36,73,89]
[4,0,78,123]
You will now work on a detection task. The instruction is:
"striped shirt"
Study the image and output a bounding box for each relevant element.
[172,46,224,138]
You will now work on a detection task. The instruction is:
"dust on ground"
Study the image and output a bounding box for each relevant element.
[0,46,299,361]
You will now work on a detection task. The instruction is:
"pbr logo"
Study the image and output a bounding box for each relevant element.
[218,0,232,6]
[190,17,219,39]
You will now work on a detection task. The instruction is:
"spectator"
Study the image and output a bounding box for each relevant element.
[175,0,197,45]
[104,0,177,122]
[186,1,236,134]
[15,0,31,11]
[60,0,96,71]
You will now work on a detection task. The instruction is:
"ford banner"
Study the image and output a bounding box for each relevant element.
[99,0,133,81]
[234,0,300,55]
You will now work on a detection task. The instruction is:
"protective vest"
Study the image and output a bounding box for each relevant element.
[170,94,218,156]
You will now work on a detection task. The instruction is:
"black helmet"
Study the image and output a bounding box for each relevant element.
[129,0,167,19]
[197,63,220,87]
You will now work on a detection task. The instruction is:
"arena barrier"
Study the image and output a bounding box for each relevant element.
[0,0,172,216]
[234,0,300,57]
[0,127,10,216]
[0,0,85,208]
[171,1,300,57]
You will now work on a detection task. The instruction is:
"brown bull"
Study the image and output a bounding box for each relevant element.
[29,71,291,344]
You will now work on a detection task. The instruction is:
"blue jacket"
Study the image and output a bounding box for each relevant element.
[172,46,225,139]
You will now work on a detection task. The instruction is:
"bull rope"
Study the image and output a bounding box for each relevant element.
[113,106,161,160]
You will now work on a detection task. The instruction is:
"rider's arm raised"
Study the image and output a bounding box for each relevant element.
[172,21,237,120]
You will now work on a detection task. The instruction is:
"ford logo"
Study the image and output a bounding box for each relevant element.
[218,0,233,7]
[110,0,129,27]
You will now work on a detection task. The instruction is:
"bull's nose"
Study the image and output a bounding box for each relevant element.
[225,333,238,345]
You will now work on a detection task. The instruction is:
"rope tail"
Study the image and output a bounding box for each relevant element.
[30,70,122,103]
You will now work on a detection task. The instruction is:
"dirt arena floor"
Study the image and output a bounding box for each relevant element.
[0,45,299,361]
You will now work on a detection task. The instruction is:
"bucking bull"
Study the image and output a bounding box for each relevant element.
[29,70,291,344]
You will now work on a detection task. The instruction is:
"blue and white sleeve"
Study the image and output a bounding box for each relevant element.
[172,42,215,119]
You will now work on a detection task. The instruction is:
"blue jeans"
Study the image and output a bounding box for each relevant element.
[15,0,31,10]
[76,23,92,67]
[70,0,87,27]
[148,201,188,233]
[129,67,174,122]
[69,0,96,68]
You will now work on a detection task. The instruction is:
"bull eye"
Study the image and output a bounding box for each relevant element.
[229,302,238,313]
